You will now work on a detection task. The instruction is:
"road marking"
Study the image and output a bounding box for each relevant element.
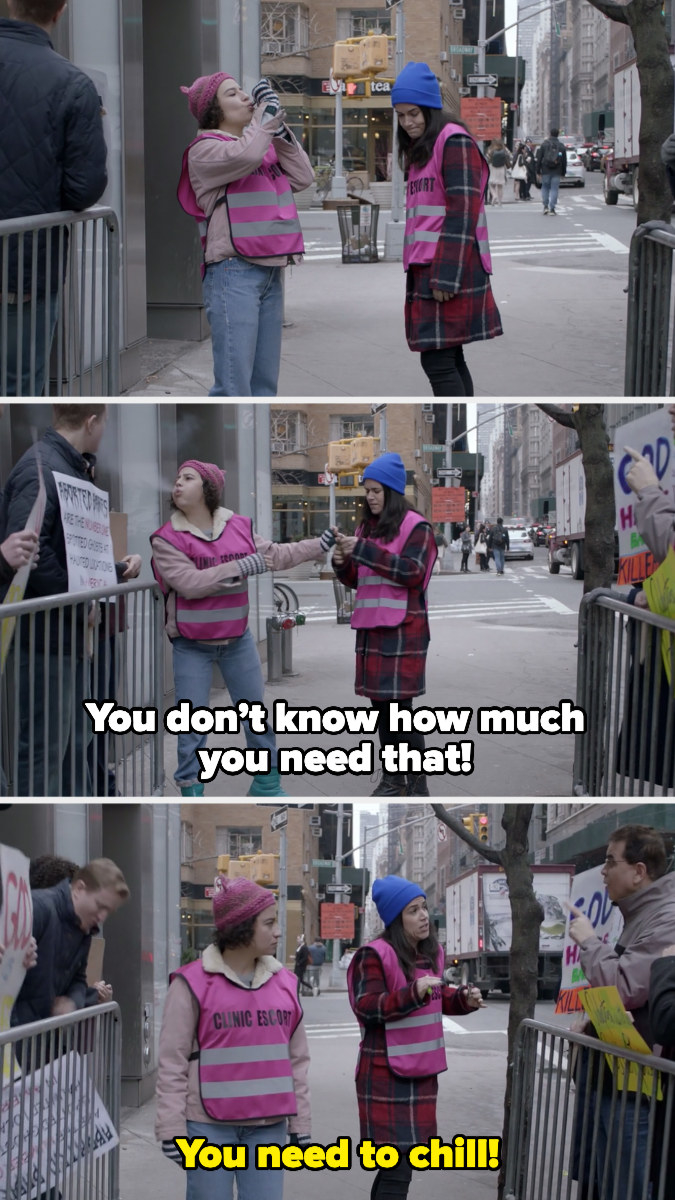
[588,229,630,254]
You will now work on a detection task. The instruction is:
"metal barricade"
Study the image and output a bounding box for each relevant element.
[0,582,164,797]
[504,1019,675,1200]
[625,219,675,396]
[0,207,120,396]
[574,588,675,796]
[0,1003,121,1200]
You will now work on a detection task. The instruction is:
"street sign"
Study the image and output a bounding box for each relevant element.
[313,859,334,867]
[423,444,446,452]
[449,45,479,54]
[270,807,288,833]
[467,74,499,86]
[437,467,463,478]
[326,883,352,895]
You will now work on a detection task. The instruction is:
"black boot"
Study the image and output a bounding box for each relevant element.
[371,772,408,797]
[407,773,430,796]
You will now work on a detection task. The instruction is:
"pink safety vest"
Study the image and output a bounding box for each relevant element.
[403,123,493,274]
[351,510,437,629]
[178,133,305,268]
[174,960,302,1122]
[151,513,256,640]
[347,939,447,1078]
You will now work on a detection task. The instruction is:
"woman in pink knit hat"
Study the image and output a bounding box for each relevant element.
[156,874,311,1199]
[151,460,335,796]
[178,72,314,396]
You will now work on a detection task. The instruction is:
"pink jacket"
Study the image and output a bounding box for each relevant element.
[150,507,326,639]
[155,945,311,1140]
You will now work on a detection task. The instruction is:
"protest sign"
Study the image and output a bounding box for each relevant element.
[0,1050,118,1200]
[0,452,46,673]
[555,865,624,1014]
[643,544,675,684]
[580,985,661,1098]
[0,845,33,1043]
[52,472,116,592]
[614,408,675,585]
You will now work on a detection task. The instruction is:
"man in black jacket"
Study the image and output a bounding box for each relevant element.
[535,127,567,215]
[1,404,114,795]
[0,1,108,395]
[11,857,128,1028]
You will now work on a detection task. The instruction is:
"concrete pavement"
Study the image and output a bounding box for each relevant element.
[125,204,627,399]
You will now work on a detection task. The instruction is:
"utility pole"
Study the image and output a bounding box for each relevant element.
[329,803,345,988]
[278,825,287,964]
[384,0,406,261]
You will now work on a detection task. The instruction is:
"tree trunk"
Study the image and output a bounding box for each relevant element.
[430,804,540,1200]
[588,0,673,223]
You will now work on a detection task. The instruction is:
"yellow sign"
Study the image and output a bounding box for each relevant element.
[642,545,675,685]
[580,986,662,1098]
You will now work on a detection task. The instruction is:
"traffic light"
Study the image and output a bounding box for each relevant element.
[478,814,489,843]
[216,854,230,875]
[461,815,475,836]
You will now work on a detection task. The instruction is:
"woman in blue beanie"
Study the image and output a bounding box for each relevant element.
[347,876,482,1199]
[332,453,437,797]
[391,62,502,396]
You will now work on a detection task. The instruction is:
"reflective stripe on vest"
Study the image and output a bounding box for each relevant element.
[351,511,437,629]
[178,135,305,264]
[174,960,302,1121]
[151,513,256,639]
[403,123,493,274]
[347,938,447,1079]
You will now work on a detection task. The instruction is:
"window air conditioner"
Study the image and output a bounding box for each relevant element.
[421,403,433,411]
[423,412,435,423]
[439,51,448,62]
[414,449,422,458]
[271,441,285,453]
[455,7,466,17]
[450,69,458,80]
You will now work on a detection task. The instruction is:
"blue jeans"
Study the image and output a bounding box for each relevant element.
[493,547,505,573]
[171,629,277,786]
[541,173,561,211]
[202,258,283,396]
[3,295,59,396]
[185,1118,286,1200]
[595,1091,650,1200]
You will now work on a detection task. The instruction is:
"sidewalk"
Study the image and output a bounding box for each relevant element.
[125,206,626,398]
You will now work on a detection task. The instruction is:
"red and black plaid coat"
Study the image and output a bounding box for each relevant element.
[349,946,473,1146]
[405,132,503,351]
[333,521,436,700]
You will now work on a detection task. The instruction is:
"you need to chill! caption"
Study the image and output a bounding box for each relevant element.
[172,1135,501,1172]
[83,699,585,782]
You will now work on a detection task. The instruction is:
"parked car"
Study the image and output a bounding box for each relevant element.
[505,528,534,560]
[559,150,585,187]
[582,144,612,171]
[530,525,547,546]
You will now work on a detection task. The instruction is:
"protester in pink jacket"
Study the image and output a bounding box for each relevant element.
[157,876,311,1200]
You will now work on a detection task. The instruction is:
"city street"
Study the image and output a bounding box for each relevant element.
[162,548,590,798]
[130,173,635,399]
[120,987,564,1200]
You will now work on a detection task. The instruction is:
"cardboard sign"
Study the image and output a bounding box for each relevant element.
[52,473,116,592]
[580,986,662,1098]
[0,846,33,1047]
[642,544,675,684]
[613,408,675,585]
[0,1050,118,1200]
[555,865,624,1015]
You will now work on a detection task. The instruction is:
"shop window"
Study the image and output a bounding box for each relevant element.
[330,413,375,440]
[261,3,310,56]
[217,826,263,858]
[336,8,391,39]
[271,410,308,454]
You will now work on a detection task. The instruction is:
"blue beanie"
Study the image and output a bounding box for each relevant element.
[391,62,442,110]
[372,875,426,928]
[362,452,406,494]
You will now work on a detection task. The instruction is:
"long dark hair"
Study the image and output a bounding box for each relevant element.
[397,106,471,171]
[356,484,417,544]
[381,913,440,982]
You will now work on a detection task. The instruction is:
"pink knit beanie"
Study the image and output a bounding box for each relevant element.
[213,875,275,931]
[180,72,233,124]
[178,460,225,493]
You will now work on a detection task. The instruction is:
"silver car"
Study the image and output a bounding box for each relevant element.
[559,150,586,188]
[505,528,534,560]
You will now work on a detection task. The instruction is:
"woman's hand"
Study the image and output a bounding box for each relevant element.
[459,984,485,1010]
[432,289,454,303]
[335,533,357,557]
[415,974,442,1001]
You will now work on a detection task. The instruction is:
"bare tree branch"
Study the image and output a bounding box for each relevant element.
[536,403,575,429]
[586,0,630,23]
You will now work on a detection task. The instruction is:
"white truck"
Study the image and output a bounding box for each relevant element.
[445,864,574,1000]
[604,59,639,208]
[548,449,586,579]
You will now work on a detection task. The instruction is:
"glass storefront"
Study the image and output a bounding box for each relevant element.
[285,106,393,180]
[273,494,364,541]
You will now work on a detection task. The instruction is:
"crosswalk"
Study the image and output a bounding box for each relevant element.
[488,228,628,258]
[299,590,575,624]
[304,1019,508,1040]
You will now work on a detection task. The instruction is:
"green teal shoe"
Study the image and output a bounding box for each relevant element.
[247,769,288,798]
[180,784,205,797]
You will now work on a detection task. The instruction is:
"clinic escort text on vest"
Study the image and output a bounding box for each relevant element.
[151,513,256,639]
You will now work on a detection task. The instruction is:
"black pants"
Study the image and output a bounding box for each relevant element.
[370,1159,414,1199]
[371,698,426,774]
[420,346,474,396]
[461,549,471,571]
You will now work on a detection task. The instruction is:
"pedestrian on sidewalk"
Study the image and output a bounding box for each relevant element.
[347,876,483,1200]
[391,62,502,397]
[535,128,566,215]
[475,523,490,571]
[332,453,437,798]
[178,73,314,396]
[307,938,326,996]
[459,524,473,572]
[156,875,311,1199]
[486,138,511,207]
[150,459,335,797]
[487,516,509,574]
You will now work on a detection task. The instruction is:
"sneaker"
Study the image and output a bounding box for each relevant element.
[550,208,556,214]
[543,207,549,214]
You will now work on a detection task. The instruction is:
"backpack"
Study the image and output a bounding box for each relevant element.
[491,525,505,549]
[541,141,561,172]
[491,148,506,168]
